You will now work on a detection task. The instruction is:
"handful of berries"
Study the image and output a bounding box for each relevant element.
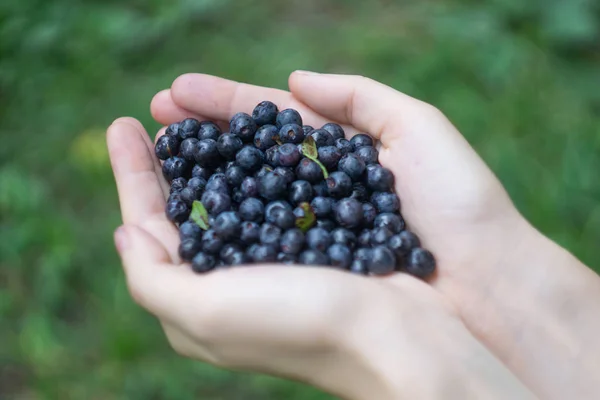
[156,101,436,278]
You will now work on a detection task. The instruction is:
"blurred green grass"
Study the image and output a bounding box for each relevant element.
[0,0,598,398]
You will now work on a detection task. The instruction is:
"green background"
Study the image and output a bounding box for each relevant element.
[1,0,598,398]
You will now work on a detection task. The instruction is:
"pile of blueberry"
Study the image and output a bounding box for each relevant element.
[156,101,436,278]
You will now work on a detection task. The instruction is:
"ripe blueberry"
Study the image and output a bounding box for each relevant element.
[197,121,221,141]
[374,213,405,234]
[217,133,243,160]
[252,101,279,126]
[191,252,217,273]
[178,238,202,261]
[334,198,364,229]
[280,228,305,254]
[178,118,201,140]
[194,139,221,168]
[338,153,366,181]
[299,250,329,265]
[327,244,352,269]
[162,157,189,181]
[326,171,353,198]
[201,190,231,215]
[350,133,373,149]
[368,246,397,275]
[155,135,180,160]
[295,158,324,183]
[289,180,314,205]
[276,108,303,127]
[317,146,342,170]
[236,146,265,171]
[254,124,279,150]
[309,129,334,147]
[355,145,379,164]
[239,197,265,222]
[405,248,436,278]
[310,196,335,218]
[306,227,332,252]
[279,124,305,144]
[230,112,258,142]
[321,123,345,141]
[213,211,242,240]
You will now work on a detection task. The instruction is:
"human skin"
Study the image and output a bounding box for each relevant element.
[107,71,600,399]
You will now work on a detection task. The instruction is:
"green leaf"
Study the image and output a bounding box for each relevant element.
[295,202,316,233]
[302,136,329,178]
[301,135,318,158]
[189,200,210,230]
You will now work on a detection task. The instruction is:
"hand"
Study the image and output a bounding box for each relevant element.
[108,71,600,399]
[106,75,536,399]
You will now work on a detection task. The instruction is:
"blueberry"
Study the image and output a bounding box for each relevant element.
[302,125,314,135]
[178,138,198,161]
[217,133,243,160]
[327,244,352,269]
[295,158,324,183]
[166,200,190,223]
[162,157,189,181]
[239,197,265,222]
[368,246,397,275]
[178,118,201,140]
[355,146,379,164]
[372,192,400,213]
[277,143,301,167]
[273,167,295,185]
[197,121,222,141]
[219,243,243,264]
[213,211,242,240]
[225,165,246,187]
[310,196,335,218]
[236,146,265,171]
[246,243,260,261]
[306,227,332,252]
[334,198,363,229]
[201,191,231,215]
[265,145,280,167]
[267,201,293,226]
[260,223,282,247]
[191,252,217,273]
[335,138,354,156]
[192,165,212,181]
[259,172,287,200]
[309,129,334,147]
[194,139,221,168]
[254,124,279,150]
[188,177,207,193]
[338,154,365,181]
[322,123,345,141]
[206,173,229,194]
[317,146,342,170]
[252,101,279,126]
[229,251,250,266]
[313,181,329,197]
[178,238,202,261]
[357,229,371,247]
[405,248,436,278]
[279,124,304,144]
[170,177,187,193]
[252,244,278,263]
[168,192,183,203]
[326,171,353,198]
[155,135,181,160]
[240,176,259,199]
[331,228,357,249]
[230,112,258,142]
[316,219,336,232]
[354,247,372,263]
[214,165,226,175]
[280,228,305,254]
[370,227,393,247]
[350,133,373,149]
[362,202,377,228]
[240,221,260,244]
[289,180,314,205]
[180,186,201,206]
[179,221,203,241]
[374,213,405,234]
[299,250,329,265]
[350,183,369,203]
[201,229,224,254]
[277,252,298,264]
[254,164,273,180]
[166,122,180,137]
[350,260,368,275]
[270,207,296,229]
[388,231,420,258]
[366,165,394,192]
[232,189,245,204]
[276,108,302,127]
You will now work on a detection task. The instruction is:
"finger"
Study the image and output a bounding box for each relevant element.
[107,119,180,261]
[151,89,228,131]
[114,224,194,320]
[107,118,168,222]
[110,117,169,198]
[288,70,444,144]
[169,73,355,132]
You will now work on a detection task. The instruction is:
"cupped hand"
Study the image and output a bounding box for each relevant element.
[105,73,537,399]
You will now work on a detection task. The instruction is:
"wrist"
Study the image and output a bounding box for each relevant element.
[331,283,534,400]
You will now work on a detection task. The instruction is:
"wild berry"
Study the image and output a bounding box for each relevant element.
[230,112,258,142]
[155,135,181,160]
[197,121,221,141]
[252,101,279,126]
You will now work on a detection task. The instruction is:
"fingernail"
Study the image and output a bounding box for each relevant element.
[114,225,130,253]
[294,70,320,76]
